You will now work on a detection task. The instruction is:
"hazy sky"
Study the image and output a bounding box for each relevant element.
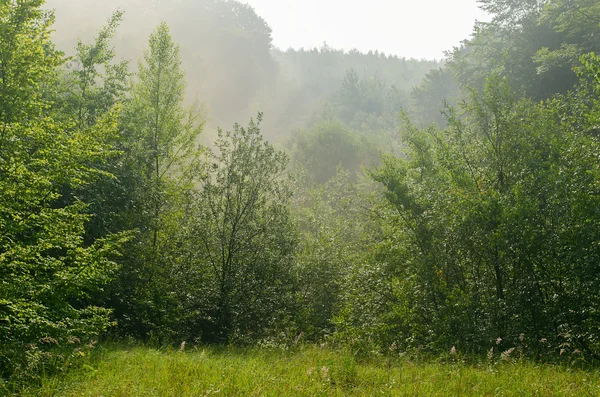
[244,0,490,60]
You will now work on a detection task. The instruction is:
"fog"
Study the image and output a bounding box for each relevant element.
[245,0,490,60]
[6,0,600,380]
[43,0,467,142]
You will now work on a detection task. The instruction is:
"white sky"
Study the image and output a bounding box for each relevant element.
[244,0,490,60]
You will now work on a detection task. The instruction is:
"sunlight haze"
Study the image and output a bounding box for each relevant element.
[244,0,490,59]
[4,1,600,393]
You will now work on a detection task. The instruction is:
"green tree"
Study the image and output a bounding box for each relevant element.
[411,67,460,127]
[290,120,379,184]
[111,22,204,339]
[0,0,124,381]
[188,114,296,342]
[446,0,600,102]
[50,12,132,247]
[292,168,376,340]
[339,68,365,121]
[56,11,129,129]
[340,64,600,358]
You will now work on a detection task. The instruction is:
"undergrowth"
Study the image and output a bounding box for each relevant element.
[5,343,600,396]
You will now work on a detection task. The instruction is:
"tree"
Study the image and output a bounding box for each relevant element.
[411,67,460,128]
[188,114,296,342]
[291,168,375,340]
[0,0,61,123]
[445,0,600,102]
[56,11,129,129]
[535,0,600,80]
[50,12,132,246]
[345,65,600,358]
[290,120,379,184]
[0,0,124,381]
[110,22,204,339]
[125,21,202,251]
[339,68,365,121]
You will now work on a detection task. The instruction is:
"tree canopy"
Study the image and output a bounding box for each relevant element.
[4,0,600,389]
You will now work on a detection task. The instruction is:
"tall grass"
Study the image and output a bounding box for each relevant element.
[9,344,600,396]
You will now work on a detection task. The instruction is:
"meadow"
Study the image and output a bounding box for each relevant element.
[10,345,600,397]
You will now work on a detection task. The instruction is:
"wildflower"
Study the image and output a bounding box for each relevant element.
[496,337,503,345]
[293,332,304,345]
[180,341,186,352]
[540,338,548,344]
[487,347,494,361]
[450,346,457,356]
[519,333,525,343]
[67,336,81,345]
[501,347,515,361]
[40,336,59,345]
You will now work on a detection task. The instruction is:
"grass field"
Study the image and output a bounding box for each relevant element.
[9,345,600,396]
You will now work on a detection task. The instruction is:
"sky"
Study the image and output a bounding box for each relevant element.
[243,0,490,60]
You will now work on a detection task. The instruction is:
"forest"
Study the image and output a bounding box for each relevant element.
[2,0,600,394]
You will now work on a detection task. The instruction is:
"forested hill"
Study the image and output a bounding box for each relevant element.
[44,0,440,140]
[3,0,600,391]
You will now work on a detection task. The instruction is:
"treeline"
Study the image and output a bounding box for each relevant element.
[337,0,600,358]
[0,1,294,382]
[2,0,600,389]
[44,0,439,141]
[413,0,600,125]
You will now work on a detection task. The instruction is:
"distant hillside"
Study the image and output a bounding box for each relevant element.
[45,0,438,141]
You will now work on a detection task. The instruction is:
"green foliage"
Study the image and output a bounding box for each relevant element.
[181,114,296,342]
[345,61,600,358]
[16,345,600,396]
[441,0,600,104]
[55,11,129,129]
[411,68,460,127]
[6,0,600,391]
[334,68,400,128]
[258,45,438,139]
[0,0,62,123]
[0,0,125,383]
[290,120,379,184]
[291,169,375,339]
[108,21,204,340]
[409,0,600,126]
[50,12,132,249]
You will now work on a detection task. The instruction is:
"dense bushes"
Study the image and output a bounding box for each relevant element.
[336,65,600,359]
[0,0,126,382]
[4,0,600,389]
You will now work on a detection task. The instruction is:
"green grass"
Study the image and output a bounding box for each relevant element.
[11,345,600,396]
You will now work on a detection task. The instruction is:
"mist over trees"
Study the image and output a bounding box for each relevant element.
[3,0,600,387]
[44,0,439,142]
